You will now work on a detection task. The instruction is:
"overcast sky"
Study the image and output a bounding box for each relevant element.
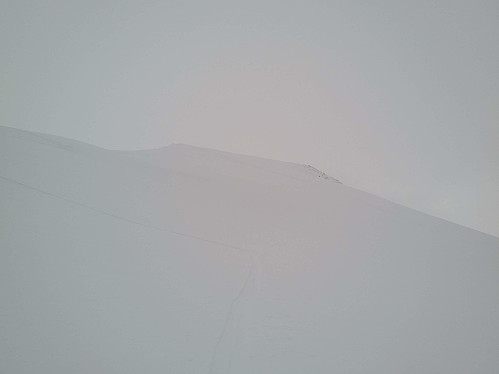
[2,0,498,237]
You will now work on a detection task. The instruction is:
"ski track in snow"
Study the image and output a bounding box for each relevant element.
[1,173,262,372]
[208,255,256,374]
[0,174,251,255]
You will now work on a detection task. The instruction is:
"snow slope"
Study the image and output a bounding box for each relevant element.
[1,125,498,373]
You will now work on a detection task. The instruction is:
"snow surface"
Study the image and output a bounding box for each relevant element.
[1,125,498,373]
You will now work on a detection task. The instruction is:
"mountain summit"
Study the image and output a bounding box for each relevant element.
[1,125,498,373]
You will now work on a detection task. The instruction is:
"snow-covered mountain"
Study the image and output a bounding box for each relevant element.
[1,125,498,373]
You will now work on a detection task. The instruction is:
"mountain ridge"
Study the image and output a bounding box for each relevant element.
[1,124,496,239]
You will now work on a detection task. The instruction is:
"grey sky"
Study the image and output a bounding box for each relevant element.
[1,0,498,237]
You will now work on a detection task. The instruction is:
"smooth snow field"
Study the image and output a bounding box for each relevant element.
[1,125,498,373]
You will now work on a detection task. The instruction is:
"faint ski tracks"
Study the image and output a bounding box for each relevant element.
[0,174,251,254]
[207,257,255,374]
[1,173,261,372]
